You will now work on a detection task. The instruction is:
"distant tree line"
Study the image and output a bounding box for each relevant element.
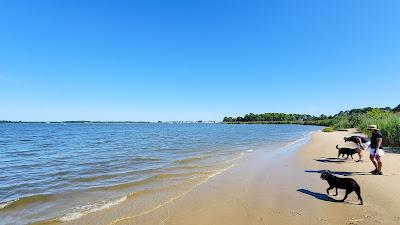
[223,104,400,123]
[223,104,400,147]
[223,113,316,123]
[0,120,151,124]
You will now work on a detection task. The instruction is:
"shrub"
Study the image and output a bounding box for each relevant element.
[322,127,334,132]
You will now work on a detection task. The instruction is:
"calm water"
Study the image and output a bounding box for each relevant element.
[0,123,320,224]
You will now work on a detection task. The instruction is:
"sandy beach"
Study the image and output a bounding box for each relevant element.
[66,129,400,225]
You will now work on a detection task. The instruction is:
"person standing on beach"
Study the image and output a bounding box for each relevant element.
[344,136,370,162]
[368,125,384,175]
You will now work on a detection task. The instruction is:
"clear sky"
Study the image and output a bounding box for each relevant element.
[1,0,399,121]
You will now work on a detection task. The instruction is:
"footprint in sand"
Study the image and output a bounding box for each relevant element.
[346,218,363,225]
[290,211,301,216]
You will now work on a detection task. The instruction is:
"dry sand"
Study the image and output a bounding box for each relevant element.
[70,129,400,225]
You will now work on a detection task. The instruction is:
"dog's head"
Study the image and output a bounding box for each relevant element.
[320,171,332,180]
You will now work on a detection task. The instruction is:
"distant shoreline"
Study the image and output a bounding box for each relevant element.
[224,121,325,126]
[0,121,152,124]
[0,121,218,124]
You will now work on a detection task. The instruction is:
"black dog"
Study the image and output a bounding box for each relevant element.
[336,145,357,159]
[320,171,363,205]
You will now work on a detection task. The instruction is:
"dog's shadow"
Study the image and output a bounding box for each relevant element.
[297,189,360,205]
[297,189,338,202]
[315,157,347,164]
[304,170,371,176]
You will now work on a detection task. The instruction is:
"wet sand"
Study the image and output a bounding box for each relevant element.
[69,129,400,225]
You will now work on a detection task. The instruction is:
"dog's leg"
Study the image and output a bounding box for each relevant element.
[351,154,354,159]
[341,189,352,202]
[327,186,334,195]
[346,154,349,159]
[355,186,363,205]
[334,188,338,196]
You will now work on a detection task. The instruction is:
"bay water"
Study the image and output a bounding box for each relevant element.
[0,123,320,224]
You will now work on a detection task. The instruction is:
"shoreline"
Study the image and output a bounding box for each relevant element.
[49,129,314,225]
[74,129,400,225]
[58,130,312,225]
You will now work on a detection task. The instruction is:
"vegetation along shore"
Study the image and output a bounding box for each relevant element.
[224,105,400,147]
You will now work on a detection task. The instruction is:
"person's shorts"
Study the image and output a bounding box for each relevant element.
[370,148,384,156]
[358,141,371,150]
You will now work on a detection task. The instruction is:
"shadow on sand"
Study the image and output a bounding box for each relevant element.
[297,189,338,202]
[314,157,347,163]
[384,147,400,154]
[304,169,371,176]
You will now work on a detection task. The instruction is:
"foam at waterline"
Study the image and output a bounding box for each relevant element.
[46,151,246,224]
[0,199,17,210]
[224,152,245,164]
[59,195,128,221]
[90,172,197,192]
[108,164,236,225]
[0,194,55,210]
[163,164,212,171]
[174,155,211,164]
[283,131,314,149]
[53,180,202,223]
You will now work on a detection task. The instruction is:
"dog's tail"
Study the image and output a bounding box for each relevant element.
[336,145,339,149]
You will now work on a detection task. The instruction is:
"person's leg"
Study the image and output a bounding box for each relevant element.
[376,155,383,172]
[370,154,378,170]
[356,148,363,161]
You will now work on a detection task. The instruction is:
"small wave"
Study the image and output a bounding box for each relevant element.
[208,164,234,179]
[96,173,193,191]
[92,140,113,145]
[0,199,17,210]
[41,143,53,147]
[48,170,70,176]
[174,155,210,164]
[15,150,38,156]
[73,173,121,182]
[129,156,161,162]
[59,195,127,221]
[0,194,54,210]
[19,139,33,142]
[109,164,235,225]
[163,165,211,171]
[56,184,190,223]
[224,152,245,164]
[40,165,235,224]
[284,135,308,148]
[247,149,254,152]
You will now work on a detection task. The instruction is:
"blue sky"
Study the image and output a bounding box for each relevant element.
[1,0,399,121]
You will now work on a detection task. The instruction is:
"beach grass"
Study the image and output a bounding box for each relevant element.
[356,112,400,147]
[322,127,334,132]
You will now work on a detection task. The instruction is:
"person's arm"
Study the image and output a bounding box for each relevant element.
[376,138,382,151]
[356,137,363,149]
